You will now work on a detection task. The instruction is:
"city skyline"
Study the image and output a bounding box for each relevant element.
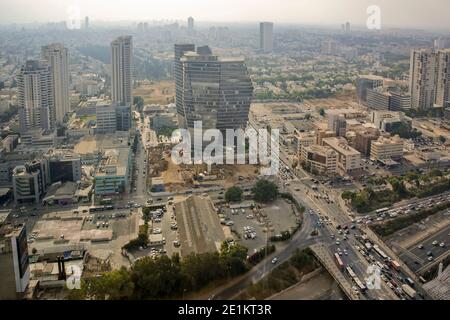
[1,0,450,31]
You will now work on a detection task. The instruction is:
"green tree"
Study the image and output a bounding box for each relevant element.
[80,267,134,300]
[252,179,278,203]
[133,96,144,111]
[319,108,325,117]
[225,186,243,202]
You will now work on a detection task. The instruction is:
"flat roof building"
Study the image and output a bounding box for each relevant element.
[300,145,337,175]
[370,135,404,162]
[322,137,362,175]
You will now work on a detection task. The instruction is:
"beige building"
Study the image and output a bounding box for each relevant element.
[370,135,404,162]
[111,36,133,106]
[409,49,437,110]
[322,137,362,175]
[435,49,450,108]
[41,43,70,124]
[301,145,337,175]
[295,131,316,155]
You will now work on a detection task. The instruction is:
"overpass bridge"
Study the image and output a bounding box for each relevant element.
[310,244,361,300]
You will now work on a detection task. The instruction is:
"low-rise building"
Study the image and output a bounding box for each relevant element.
[12,161,48,205]
[300,144,337,175]
[354,128,380,157]
[370,135,404,162]
[294,131,316,156]
[94,147,131,195]
[322,137,362,175]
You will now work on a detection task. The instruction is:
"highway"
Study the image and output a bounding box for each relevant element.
[397,224,450,273]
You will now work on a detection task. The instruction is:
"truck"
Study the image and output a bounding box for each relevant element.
[391,260,401,271]
[402,284,416,299]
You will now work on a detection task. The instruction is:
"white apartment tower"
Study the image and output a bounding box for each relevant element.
[41,43,70,124]
[409,49,437,110]
[111,36,133,106]
[435,49,450,108]
[260,22,274,53]
[17,60,54,133]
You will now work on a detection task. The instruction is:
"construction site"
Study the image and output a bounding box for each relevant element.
[146,144,260,193]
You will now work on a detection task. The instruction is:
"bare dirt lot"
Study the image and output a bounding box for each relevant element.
[134,80,175,105]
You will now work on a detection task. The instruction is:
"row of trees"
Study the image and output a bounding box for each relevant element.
[68,242,249,300]
[343,170,450,213]
[225,180,279,203]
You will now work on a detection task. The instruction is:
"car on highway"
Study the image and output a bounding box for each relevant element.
[418,244,424,249]
[271,257,279,264]
[439,242,445,248]
[432,240,438,246]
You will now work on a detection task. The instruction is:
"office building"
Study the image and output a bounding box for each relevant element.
[111,36,133,106]
[435,49,450,108]
[356,75,384,105]
[45,150,82,184]
[174,44,196,128]
[12,161,48,205]
[94,147,131,195]
[371,111,403,131]
[0,224,30,299]
[322,137,362,175]
[17,60,54,133]
[328,112,347,137]
[389,91,411,111]
[295,131,316,155]
[95,104,131,134]
[260,22,274,53]
[370,136,404,162]
[176,45,253,134]
[354,128,380,157]
[367,88,391,111]
[409,49,437,110]
[187,16,194,33]
[41,43,70,124]
[300,145,337,175]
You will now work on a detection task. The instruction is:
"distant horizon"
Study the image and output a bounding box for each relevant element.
[1,0,450,32]
[1,19,449,34]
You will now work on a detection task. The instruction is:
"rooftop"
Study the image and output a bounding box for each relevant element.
[322,137,360,156]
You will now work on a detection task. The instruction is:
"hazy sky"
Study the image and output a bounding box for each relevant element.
[1,0,450,30]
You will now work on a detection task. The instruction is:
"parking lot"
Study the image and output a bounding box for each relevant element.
[223,199,300,253]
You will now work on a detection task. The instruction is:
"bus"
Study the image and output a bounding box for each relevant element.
[335,253,344,269]
[402,284,416,299]
[354,277,367,292]
[373,245,388,260]
[375,207,390,215]
[346,266,357,279]
[100,198,113,205]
